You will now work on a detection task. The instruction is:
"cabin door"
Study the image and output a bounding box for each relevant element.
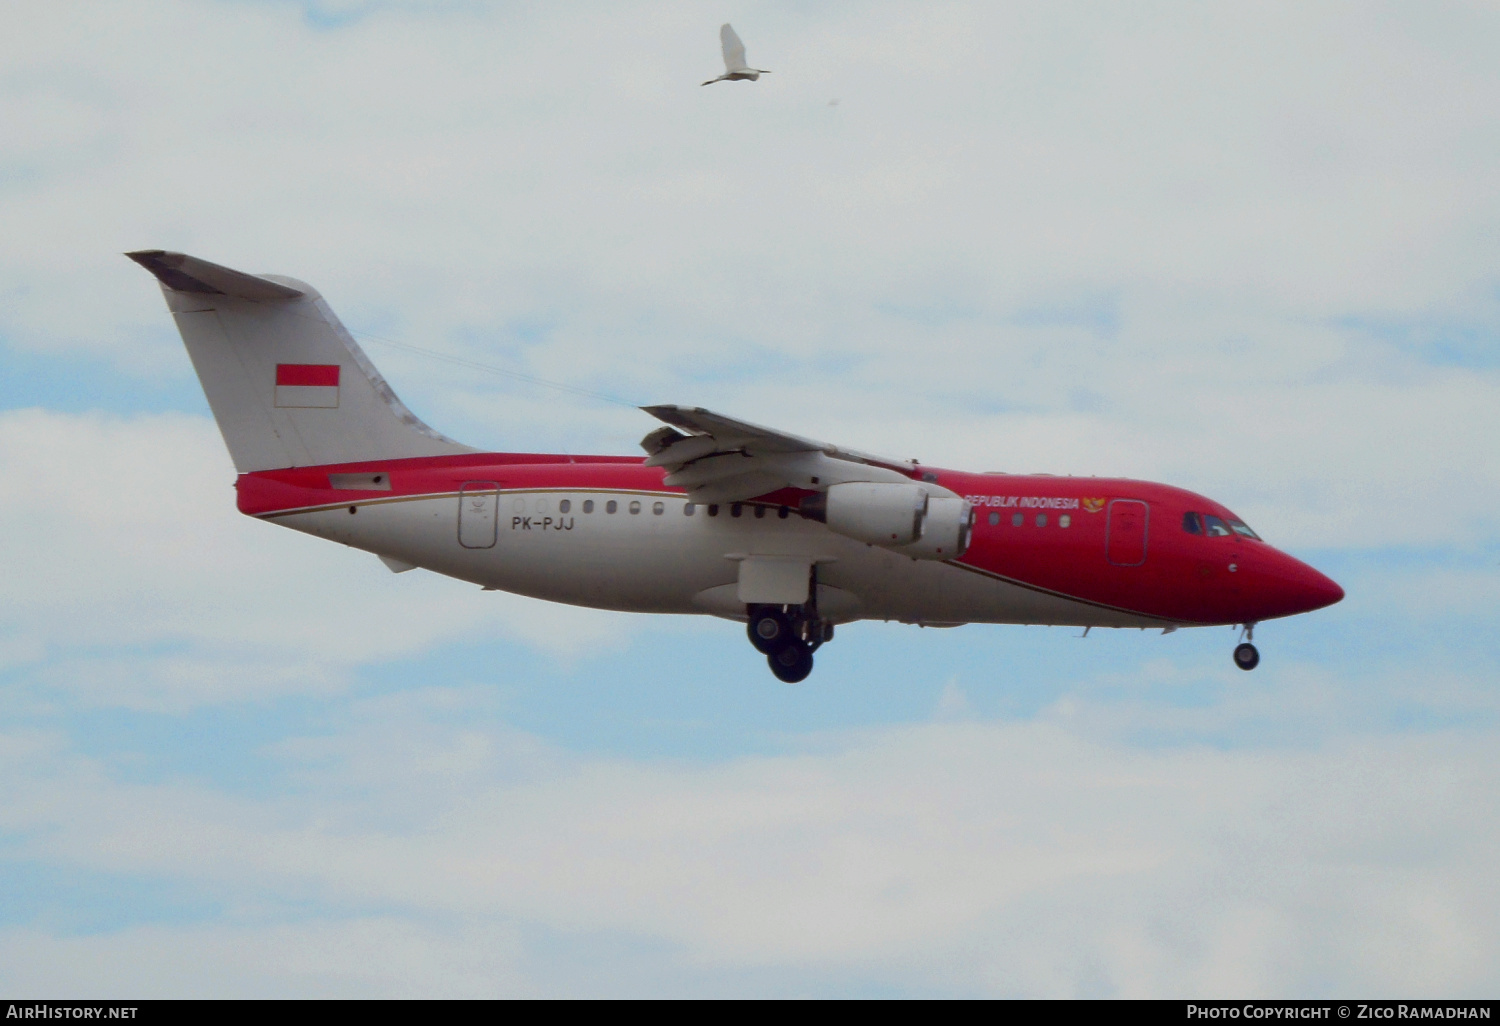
[458,481,501,549]
[1106,499,1149,566]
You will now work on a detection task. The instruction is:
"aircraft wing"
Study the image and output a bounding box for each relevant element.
[640,404,935,505]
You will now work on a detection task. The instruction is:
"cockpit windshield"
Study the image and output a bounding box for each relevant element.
[1202,515,1232,537]
[1187,512,1262,540]
[1228,519,1261,540]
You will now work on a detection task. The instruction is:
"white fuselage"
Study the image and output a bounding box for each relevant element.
[271,486,1164,629]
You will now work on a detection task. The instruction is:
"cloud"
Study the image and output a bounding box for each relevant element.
[0,701,1495,996]
[0,408,632,709]
[932,677,974,721]
[0,0,1497,997]
[0,2,1496,551]
[0,918,528,999]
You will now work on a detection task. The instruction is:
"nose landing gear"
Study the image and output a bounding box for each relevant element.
[747,603,833,683]
[1233,623,1259,671]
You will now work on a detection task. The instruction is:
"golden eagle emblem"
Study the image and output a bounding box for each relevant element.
[1082,497,1107,514]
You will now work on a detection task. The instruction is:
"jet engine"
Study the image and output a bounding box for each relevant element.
[800,482,973,560]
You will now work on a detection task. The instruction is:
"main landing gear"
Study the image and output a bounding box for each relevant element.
[747,603,834,683]
[1233,623,1260,671]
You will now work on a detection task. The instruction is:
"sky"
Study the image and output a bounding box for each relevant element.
[0,0,1497,998]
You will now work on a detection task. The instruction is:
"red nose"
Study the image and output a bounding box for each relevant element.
[1304,568,1345,610]
[1263,551,1344,617]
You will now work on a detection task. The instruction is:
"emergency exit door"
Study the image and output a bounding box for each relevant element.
[458,481,500,549]
[1106,499,1149,566]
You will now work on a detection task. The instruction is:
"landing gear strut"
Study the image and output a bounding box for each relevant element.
[747,602,834,683]
[1233,623,1259,671]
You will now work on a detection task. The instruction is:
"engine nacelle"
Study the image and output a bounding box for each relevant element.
[801,483,973,560]
[823,482,926,545]
[892,495,973,560]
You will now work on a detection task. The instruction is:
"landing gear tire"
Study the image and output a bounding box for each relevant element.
[768,641,815,684]
[748,608,791,655]
[1233,642,1260,671]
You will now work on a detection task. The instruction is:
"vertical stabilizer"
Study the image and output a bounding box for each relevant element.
[128,251,474,472]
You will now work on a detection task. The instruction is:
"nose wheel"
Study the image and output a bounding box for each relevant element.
[1233,623,1259,671]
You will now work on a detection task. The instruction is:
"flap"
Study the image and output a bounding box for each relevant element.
[642,405,913,472]
[640,404,941,505]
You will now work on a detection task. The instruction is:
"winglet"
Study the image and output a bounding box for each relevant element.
[125,250,304,302]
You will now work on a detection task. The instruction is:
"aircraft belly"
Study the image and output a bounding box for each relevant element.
[271,495,716,612]
[268,491,1164,627]
[818,549,1159,627]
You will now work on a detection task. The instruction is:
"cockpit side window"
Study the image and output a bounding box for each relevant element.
[1182,512,1203,534]
[1202,514,1232,537]
[1228,519,1261,540]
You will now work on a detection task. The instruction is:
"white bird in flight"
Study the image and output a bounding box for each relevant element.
[702,23,771,86]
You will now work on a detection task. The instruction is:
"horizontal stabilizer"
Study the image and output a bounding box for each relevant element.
[126,250,304,302]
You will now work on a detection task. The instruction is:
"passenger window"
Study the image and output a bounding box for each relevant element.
[606,500,618,514]
[653,501,664,515]
[1182,512,1202,534]
[684,503,695,516]
[988,511,1000,526]
[754,505,765,519]
[731,503,743,518]
[1059,514,1070,528]
[559,499,571,514]
[1228,519,1260,540]
[629,500,641,514]
[583,499,594,514]
[708,505,719,517]
[1011,513,1023,527]
[1035,513,1047,527]
[1203,515,1231,537]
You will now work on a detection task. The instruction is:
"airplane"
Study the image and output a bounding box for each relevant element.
[127,250,1344,683]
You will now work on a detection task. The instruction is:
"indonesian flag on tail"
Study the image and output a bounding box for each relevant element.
[275,363,340,408]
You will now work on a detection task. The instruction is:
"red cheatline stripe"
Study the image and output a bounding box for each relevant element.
[276,364,340,387]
